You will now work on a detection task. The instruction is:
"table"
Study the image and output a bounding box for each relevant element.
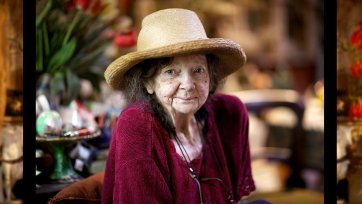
[36,129,101,182]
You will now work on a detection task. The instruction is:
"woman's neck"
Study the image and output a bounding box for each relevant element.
[172,114,203,162]
[172,113,197,138]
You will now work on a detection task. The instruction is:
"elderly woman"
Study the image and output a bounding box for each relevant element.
[102,8,255,203]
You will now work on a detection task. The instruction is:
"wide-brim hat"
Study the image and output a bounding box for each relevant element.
[105,8,246,90]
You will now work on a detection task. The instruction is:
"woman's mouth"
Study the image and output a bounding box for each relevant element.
[176,97,197,102]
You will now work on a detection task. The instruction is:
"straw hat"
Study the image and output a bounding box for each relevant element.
[105,8,246,90]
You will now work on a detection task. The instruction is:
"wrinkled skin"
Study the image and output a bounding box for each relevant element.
[145,54,210,120]
[145,54,210,161]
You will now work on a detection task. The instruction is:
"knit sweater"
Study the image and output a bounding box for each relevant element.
[102,93,255,204]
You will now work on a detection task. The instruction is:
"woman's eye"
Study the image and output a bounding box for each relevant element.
[164,69,175,75]
[194,67,205,74]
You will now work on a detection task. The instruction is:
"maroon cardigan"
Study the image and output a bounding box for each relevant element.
[102,93,255,204]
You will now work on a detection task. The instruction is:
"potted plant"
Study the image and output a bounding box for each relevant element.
[36,0,117,106]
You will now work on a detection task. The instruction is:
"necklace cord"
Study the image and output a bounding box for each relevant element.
[173,133,234,203]
[174,134,204,203]
[204,135,234,202]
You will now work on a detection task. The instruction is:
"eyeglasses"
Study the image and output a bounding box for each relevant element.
[188,167,234,204]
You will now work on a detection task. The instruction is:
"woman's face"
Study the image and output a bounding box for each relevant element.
[146,54,210,116]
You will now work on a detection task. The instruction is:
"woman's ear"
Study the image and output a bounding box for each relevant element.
[144,82,154,94]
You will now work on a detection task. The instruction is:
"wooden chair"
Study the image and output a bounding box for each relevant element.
[230,89,306,189]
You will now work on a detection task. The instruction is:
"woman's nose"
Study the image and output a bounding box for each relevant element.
[179,73,195,91]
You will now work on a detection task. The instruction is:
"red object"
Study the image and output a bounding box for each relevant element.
[76,0,91,10]
[349,101,362,120]
[351,21,362,51]
[350,62,359,79]
[65,0,76,12]
[102,94,255,203]
[75,129,91,135]
[65,0,103,16]
[358,60,362,76]
[349,60,362,79]
[113,30,137,48]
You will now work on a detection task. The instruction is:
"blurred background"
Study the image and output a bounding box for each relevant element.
[337,0,362,203]
[1,0,328,203]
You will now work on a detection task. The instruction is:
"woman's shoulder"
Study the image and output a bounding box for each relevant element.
[111,101,158,158]
[113,101,158,136]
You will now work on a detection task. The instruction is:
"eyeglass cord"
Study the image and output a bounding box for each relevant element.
[174,134,204,203]
[204,134,234,202]
[200,177,234,202]
[173,134,234,203]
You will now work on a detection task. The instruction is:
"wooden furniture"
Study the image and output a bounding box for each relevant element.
[230,89,306,189]
[0,0,7,129]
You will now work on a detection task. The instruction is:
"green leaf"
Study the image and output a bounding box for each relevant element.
[50,31,65,51]
[63,10,82,46]
[47,37,77,74]
[36,0,53,28]
[50,71,65,97]
[42,22,50,56]
[36,28,44,72]
[69,43,109,74]
[64,69,80,105]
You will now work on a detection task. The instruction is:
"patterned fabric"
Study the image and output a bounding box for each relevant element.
[102,93,255,204]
